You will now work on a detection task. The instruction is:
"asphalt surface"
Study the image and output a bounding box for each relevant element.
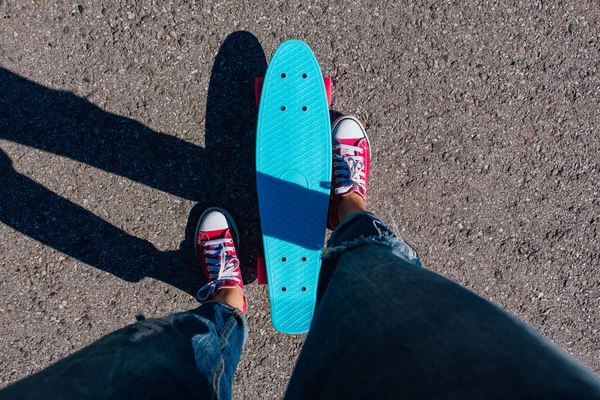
[1,0,599,398]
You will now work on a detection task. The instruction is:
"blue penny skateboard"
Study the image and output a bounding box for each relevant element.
[255,40,332,334]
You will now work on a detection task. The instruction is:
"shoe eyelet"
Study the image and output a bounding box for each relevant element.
[204,258,208,262]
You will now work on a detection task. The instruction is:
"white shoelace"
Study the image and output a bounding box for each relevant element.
[334,143,366,195]
[197,238,242,301]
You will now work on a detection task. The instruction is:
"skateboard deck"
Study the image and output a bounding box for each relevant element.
[256,40,331,334]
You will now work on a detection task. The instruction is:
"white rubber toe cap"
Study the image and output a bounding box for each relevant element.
[333,116,367,140]
[198,210,229,231]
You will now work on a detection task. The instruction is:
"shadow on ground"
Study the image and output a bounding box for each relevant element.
[0,31,267,294]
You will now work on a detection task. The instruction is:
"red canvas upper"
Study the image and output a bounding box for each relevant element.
[196,225,246,313]
[328,117,371,230]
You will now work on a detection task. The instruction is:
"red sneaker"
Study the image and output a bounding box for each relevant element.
[195,207,246,313]
[328,116,371,230]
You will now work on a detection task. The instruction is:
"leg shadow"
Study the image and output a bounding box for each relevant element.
[0,148,197,293]
[0,31,268,293]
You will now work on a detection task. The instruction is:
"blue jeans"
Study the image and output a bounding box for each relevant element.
[2,213,600,399]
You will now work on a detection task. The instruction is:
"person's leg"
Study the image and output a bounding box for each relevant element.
[1,208,248,400]
[1,302,246,400]
[286,116,600,399]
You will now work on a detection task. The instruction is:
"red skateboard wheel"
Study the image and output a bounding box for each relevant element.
[323,77,332,107]
[255,77,264,106]
[257,256,267,284]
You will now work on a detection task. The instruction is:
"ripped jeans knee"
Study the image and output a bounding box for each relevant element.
[317,212,421,302]
[323,212,421,267]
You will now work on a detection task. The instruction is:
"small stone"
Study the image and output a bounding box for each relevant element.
[519,47,526,54]
[474,98,480,106]
[479,72,489,82]
[424,8,431,14]
[66,185,73,191]
[169,31,178,40]
[127,12,135,20]
[524,138,534,145]
[132,226,142,233]
[77,4,84,14]
[441,54,449,62]
[24,278,32,286]
[6,303,13,310]
[552,168,559,176]
[568,22,575,34]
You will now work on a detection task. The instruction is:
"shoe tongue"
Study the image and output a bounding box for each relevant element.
[218,280,241,289]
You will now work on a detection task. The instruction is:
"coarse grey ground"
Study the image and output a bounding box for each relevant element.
[1,0,599,398]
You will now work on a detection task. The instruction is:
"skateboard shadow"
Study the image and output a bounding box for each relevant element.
[0,31,267,293]
[201,31,267,281]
